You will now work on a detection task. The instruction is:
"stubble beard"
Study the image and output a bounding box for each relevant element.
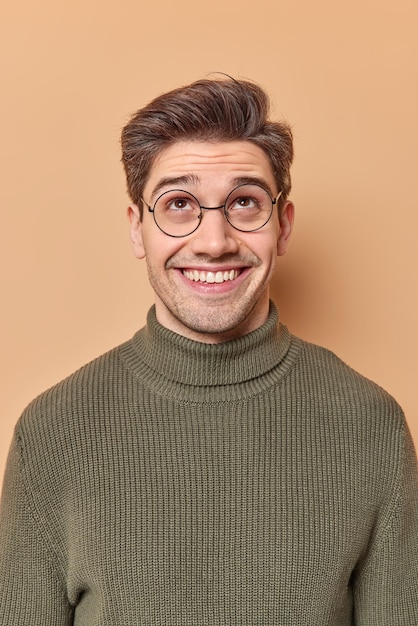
[146,253,271,340]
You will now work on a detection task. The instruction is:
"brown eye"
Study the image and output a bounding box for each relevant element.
[166,198,193,211]
[237,197,255,208]
[228,196,259,213]
[171,199,190,210]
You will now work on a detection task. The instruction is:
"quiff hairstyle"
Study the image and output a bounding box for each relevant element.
[121,77,294,211]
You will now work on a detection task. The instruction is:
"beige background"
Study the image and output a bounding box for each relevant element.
[1,0,417,484]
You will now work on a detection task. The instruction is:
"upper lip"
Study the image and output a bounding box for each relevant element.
[177,264,247,272]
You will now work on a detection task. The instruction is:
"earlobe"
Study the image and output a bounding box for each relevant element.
[277,201,295,256]
[127,204,146,259]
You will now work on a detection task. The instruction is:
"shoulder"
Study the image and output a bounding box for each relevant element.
[10,335,144,496]
[297,336,401,398]
[288,337,414,506]
[16,336,135,444]
[291,335,406,431]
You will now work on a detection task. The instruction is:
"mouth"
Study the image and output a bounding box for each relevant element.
[182,269,241,284]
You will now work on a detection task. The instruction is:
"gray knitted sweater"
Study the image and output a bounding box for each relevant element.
[0,303,417,625]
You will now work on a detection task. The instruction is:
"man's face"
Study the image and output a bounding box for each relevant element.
[128,140,294,343]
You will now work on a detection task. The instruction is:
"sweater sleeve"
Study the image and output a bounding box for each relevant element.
[353,420,418,625]
[0,430,73,626]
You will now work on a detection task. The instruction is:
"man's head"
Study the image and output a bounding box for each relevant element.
[123,78,295,343]
[121,77,294,213]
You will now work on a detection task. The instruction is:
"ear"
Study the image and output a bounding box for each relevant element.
[127,204,146,259]
[277,200,295,256]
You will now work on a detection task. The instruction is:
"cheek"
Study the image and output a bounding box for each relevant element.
[244,230,279,260]
[258,237,280,276]
[141,230,184,267]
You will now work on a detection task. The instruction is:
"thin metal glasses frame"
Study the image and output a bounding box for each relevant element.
[141,184,283,238]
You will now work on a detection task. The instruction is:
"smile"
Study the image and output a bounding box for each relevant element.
[182,269,240,284]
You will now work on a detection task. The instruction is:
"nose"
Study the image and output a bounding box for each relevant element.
[190,207,240,258]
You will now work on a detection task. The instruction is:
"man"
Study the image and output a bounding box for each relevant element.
[0,77,417,625]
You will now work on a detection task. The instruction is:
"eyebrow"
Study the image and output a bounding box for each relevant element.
[229,176,274,196]
[149,174,201,201]
[149,174,275,202]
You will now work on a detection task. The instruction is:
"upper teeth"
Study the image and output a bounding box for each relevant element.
[183,269,239,283]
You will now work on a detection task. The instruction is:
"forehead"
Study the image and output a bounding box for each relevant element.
[144,140,276,198]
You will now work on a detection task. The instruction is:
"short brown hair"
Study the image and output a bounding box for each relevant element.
[121,77,293,208]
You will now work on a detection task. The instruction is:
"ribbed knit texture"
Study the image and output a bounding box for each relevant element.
[0,302,417,625]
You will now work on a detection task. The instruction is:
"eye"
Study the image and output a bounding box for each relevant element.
[156,191,199,213]
[228,195,260,213]
[236,196,256,208]
[168,197,193,211]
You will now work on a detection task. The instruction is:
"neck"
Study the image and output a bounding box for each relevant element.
[124,300,297,397]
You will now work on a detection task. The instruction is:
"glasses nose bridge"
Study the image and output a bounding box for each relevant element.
[199,202,227,213]
[197,202,230,231]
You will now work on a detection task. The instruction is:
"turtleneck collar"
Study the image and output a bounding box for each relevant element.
[124,301,297,389]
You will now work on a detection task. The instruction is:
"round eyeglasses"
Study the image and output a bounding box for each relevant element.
[141,184,283,238]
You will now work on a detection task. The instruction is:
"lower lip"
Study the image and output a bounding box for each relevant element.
[175,268,250,294]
